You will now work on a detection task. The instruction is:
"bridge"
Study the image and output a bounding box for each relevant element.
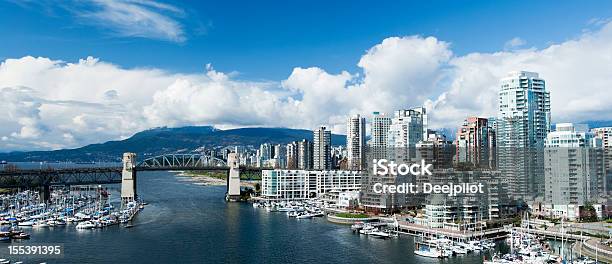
[0,152,264,203]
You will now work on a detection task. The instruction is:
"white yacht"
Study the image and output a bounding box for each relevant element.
[18,221,34,226]
[76,221,95,229]
[33,221,49,228]
[369,230,391,239]
[359,225,376,235]
[414,246,442,258]
[296,213,313,219]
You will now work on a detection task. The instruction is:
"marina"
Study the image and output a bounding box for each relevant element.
[252,200,610,264]
[0,186,144,241]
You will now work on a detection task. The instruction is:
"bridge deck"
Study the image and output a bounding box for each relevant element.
[0,167,123,188]
[0,166,266,188]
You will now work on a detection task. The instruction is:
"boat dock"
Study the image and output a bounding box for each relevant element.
[513,226,590,241]
[396,221,508,242]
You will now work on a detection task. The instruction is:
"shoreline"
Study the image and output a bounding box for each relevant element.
[174,171,258,188]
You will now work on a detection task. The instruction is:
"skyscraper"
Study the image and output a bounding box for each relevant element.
[497,71,551,200]
[370,112,392,161]
[259,143,273,161]
[417,132,455,169]
[273,144,287,169]
[313,126,331,170]
[298,139,314,170]
[592,127,612,195]
[455,117,495,168]
[347,114,366,170]
[544,123,604,206]
[286,141,298,169]
[387,107,428,162]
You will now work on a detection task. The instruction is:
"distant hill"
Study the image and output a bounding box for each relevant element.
[583,120,612,129]
[0,126,346,162]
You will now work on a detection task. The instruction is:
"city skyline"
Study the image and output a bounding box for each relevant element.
[1,2,610,263]
[2,1,612,152]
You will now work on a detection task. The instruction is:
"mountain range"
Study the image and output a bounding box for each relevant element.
[0,126,346,162]
[1,120,610,163]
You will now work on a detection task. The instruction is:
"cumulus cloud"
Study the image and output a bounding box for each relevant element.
[2,22,612,151]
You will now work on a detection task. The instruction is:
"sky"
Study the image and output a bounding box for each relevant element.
[1,0,612,151]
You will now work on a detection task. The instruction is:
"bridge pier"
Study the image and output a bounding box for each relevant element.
[226,153,241,201]
[121,152,137,205]
[38,185,50,203]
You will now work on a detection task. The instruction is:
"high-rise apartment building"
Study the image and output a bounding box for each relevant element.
[297,139,314,170]
[592,127,612,195]
[455,117,496,168]
[544,123,604,206]
[313,126,331,170]
[417,132,455,169]
[497,71,551,200]
[347,115,366,170]
[370,112,392,161]
[273,144,287,169]
[286,141,298,169]
[259,143,273,162]
[387,107,428,162]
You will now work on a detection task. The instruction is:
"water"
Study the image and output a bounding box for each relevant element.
[4,168,490,263]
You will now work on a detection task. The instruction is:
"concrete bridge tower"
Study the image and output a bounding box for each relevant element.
[121,152,137,205]
[226,153,241,201]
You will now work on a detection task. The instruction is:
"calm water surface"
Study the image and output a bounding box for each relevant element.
[4,165,493,264]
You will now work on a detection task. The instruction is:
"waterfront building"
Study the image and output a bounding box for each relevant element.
[347,114,366,170]
[261,170,362,200]
[298,139,314,170]
[537,203,608,221]
[496,71,551,201]
[455,117,496,169]
[337,191,360,208]
[313,126,332,170]
[370,112,392,162]
[423,169,507,230]
[544,123,605,207]
[592,127,612,195]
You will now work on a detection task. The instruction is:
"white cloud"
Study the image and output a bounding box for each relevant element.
[504,37,526,50]
[429,22,612,128]
[3,22,612,151]
[8,0,189,42]
[78,0,186,42]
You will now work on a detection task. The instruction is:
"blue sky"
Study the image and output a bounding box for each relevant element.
[2,0,612,151]
[1,0,611,80]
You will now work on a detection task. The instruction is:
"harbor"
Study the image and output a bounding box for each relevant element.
[0,170,497,264]
[0,185,145,242]
[252,199,611,264]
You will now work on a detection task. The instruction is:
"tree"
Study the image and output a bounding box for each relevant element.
[579,203,598,222]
